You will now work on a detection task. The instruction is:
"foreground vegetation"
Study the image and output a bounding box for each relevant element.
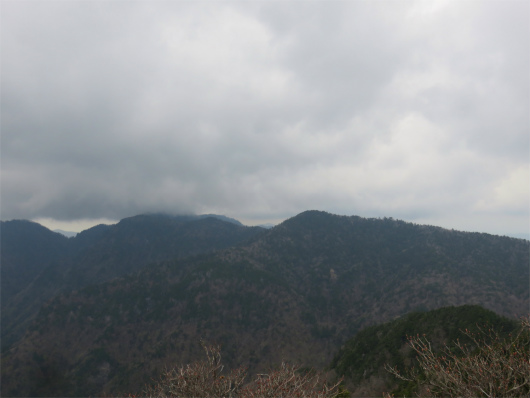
[385,316,530,397]
[139,342,347,398]
[138,311,529,398]
[331,305,528,396]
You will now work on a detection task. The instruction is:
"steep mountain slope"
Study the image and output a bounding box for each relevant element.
[242,211,528,320]
[1,220,71,306]
[1,215,264,351]
[2,211,528,397]
[330,305,520,397]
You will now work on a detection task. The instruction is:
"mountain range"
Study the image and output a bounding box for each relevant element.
[1,210,528,396]
[1,214,263,351]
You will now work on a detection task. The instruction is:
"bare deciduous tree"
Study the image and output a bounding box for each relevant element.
[385,317,530,397]
[142,341,345,398]
[240,362,343,398]
[144,341,246,398]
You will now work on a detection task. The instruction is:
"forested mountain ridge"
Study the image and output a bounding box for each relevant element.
[1,210,528,397]
[1,214,265,351]
[242,211,528,318]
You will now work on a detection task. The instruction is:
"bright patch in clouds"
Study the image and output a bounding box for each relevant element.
[477,167,530,212]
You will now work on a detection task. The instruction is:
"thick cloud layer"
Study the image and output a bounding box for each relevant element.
[2,1,528,235]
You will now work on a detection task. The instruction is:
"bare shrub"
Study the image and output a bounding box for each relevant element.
[240,362,343,398]
[144,341,247,398]
[142,342,345,398]
[385,317,530,397]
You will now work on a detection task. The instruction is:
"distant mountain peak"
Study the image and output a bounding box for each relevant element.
[117,213,244,226]
[258,223,275,229]
[197,214,243,226]
[53,229,78,238]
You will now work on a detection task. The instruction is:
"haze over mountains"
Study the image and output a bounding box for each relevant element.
[1,211,528,397]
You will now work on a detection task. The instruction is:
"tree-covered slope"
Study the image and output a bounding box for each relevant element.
[1,220,71,306]
[330,305,520,397]
[243,211,528,322]
[1,214,265,351]
[2,257,312,397]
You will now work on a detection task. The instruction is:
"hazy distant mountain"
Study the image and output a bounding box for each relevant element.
[258,223,275,229]
[2,210,528,397]
[53,229,78,238]
[143,213,244,226]
[1,214,265,351]
[197,214,243,226]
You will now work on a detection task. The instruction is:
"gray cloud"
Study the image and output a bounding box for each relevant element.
[1,0,528,235]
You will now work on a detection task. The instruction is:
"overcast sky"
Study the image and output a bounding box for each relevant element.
[1,0,529,236]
